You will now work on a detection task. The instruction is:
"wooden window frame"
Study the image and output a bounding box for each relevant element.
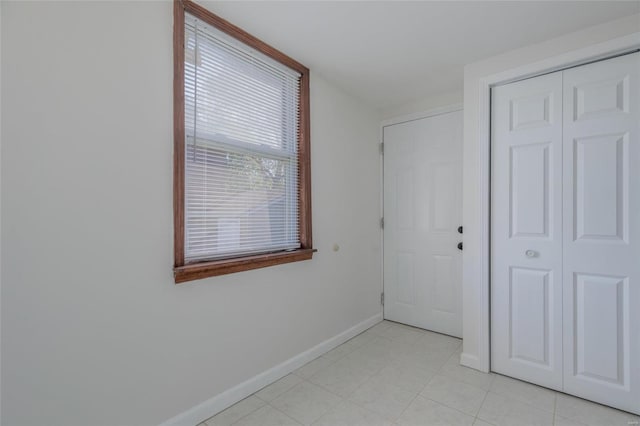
[173,0,313,284]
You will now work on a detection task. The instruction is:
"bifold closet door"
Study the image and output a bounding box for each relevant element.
[562,52,639,414]
[491,72,564,390]
[492,51,640,415]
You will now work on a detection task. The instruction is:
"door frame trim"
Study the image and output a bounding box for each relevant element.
[381,104,463,129]
[470,32,640,373]
[379,105,463,321]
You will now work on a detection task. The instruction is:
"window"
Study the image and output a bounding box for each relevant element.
[173,0,313,283]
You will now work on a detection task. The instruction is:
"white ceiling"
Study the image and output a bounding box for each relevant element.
[199,1,639,110]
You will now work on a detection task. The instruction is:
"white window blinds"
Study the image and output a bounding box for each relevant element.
[184,13,301,263]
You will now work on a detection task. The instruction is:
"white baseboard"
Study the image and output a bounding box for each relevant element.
[460,352,489,373]
[160,312,384,426]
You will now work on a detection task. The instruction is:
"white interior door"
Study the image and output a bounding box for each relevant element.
[383,110,463,338]
[491,72,564,390]
[562,52,640,414]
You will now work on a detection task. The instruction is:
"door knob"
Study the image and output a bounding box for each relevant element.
[457,242,463,251]
[525,250,537,258]
[458,226,463,234]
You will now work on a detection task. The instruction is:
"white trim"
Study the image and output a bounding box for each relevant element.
[158,313,383,426]
[380,103,463,129]
[473,79,492,373]
[379,128,385,318]
[468,31,640,374]
[483,33,640,88]
[460,353,481,371]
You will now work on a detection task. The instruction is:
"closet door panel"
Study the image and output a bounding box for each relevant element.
[491,72,564,390]
[563,52,640,415]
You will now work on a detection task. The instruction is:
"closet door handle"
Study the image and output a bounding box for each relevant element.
[457,242,463,251]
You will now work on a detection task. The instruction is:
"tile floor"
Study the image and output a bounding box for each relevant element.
[200,320,640,426]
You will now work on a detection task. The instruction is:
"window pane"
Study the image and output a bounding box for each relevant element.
[184,143,299,262]
[183,14,301,262]
[184,17,299,151]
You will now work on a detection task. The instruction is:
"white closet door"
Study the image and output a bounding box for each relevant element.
[491,72,564,390]
[383,111,463,337]
[562,52,640,414]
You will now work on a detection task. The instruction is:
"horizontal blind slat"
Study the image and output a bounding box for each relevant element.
[184,14,300,263]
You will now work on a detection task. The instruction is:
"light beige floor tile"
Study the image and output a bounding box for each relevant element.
[205,320,640,426]
[322,342,359,362]
[233,405,301,426]
[312,400,393,426]
[374,361,437,394]
[477,392,553,426]
[339,356,388,377]
[309,358,372,398]
[396,395,475,426]
[346,331,377,348]
[368,321,394,336]
[412,346,459,366]
[489,374,556,412]
[387,322,424,332]
[270,381,342,425]
[438,355,494,390]
[360,337,413,359]
[378,324,425,345]
[348,376,416,421]
[473,419,494,426]
[421,374,487,416]
[256,374,303,402]
[342,343,395,375]
[555,393,639,426]
[554,414,587,426]
[398,348,452,372]
[412,332,462,354]
[205,396,265,426]
[295,357,335,379]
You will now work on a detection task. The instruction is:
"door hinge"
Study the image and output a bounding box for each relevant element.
[381,292,385,306]
[380,217,384,229]
[379,142,384,155]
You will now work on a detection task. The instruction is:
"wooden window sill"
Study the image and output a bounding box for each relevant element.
[174,248,316,283]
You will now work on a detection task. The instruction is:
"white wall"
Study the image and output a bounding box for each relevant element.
[0,2,382,425]
[461,14,640,371]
